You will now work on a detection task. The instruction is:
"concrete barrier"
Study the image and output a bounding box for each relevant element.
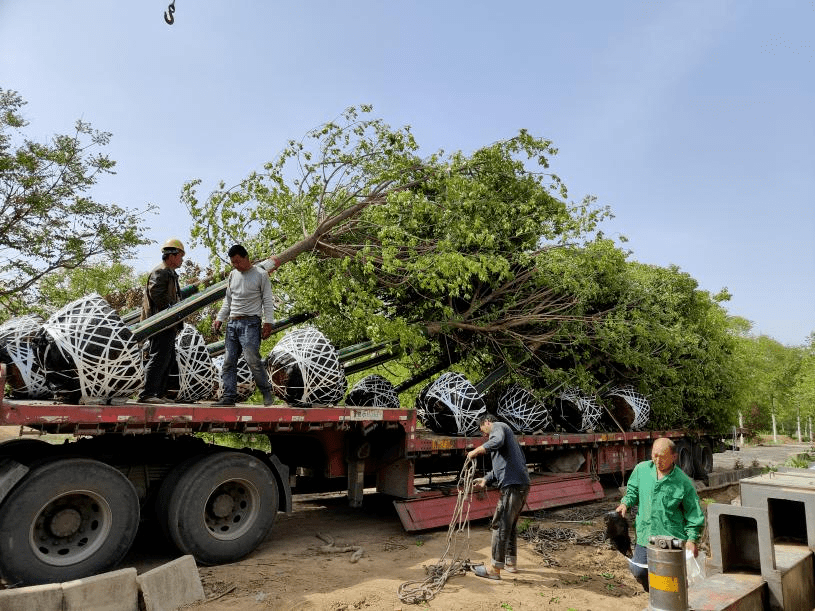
[62,567,138,611]
[137,555,205,611]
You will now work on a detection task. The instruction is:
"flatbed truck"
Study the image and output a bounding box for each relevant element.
[0,363,720,586]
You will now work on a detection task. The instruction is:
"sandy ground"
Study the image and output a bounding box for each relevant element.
[1,426,809,610]
[173,439,809,611]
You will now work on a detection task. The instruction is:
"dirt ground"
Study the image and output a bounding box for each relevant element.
[1,426,809,610]
[174,439,809,611]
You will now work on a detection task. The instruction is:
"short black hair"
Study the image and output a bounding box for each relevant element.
[228,244,248,259]
[478,413,497,427]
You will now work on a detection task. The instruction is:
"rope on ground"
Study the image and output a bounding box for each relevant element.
[397,456,477,605]
[316,533,364,563]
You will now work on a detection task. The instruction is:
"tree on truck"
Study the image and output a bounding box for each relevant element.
[0,104,742,587]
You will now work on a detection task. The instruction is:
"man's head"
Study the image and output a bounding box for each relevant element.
[477,413,496,436]
[228,244,252,272]
[651,438,677,473]
[161,238,185,269]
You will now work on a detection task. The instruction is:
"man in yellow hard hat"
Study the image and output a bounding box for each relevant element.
[138,238,185,404]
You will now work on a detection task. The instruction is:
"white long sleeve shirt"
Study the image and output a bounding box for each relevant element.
[216,266,274,323]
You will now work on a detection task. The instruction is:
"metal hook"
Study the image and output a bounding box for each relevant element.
[164,1,176,25]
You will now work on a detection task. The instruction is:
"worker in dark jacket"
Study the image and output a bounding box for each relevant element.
[138,238,184,404]
[467,413,530,580]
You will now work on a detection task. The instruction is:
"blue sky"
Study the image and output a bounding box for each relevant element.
[1,1,813,345]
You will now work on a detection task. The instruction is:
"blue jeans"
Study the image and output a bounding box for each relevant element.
[221,317,271,400]
[629,544,649,591]
[490,484,529,568]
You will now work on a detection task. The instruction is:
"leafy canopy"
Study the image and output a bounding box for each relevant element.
[0,88,151,320]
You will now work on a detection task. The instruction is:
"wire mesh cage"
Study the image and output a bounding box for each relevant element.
[345,374,400,408]
[553,388,603,433]
[267,326,347,407]
[168,324,218,402]
[415,372,487,436]
[0,315,51,399]
[603,386,651,431]
[212,353,256,402]
[496,384,553,434]
[35,294,143,403]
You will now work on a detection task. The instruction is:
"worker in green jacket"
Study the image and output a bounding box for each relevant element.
[615,437,705,591]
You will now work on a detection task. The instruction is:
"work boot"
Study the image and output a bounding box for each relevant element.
[212,397,236,406]
[262,390,275,406]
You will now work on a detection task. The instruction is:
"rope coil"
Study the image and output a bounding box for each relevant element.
[397,456,477,604]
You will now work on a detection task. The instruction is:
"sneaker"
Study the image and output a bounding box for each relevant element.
[212,398,236,406]
[504,564,518,573]
[137,396,164,405]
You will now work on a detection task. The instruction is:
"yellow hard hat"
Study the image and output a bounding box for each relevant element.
[162,238,185,255]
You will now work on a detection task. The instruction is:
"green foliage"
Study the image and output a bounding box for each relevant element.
[185,105,745,429]
[0,89,152,320]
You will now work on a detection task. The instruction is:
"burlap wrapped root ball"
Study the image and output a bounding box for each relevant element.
[35,294,143,403]
[602,387,651,431]
[164,324,219,402]
[267,326,346,407]
[553,388,602,433]
[345,374,400,408]
[415,372,487,436]
[212,353,257,402]
[496,384,553,434]
[0,315,51,399]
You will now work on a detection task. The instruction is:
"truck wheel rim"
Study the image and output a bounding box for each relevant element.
[30,491,113,567]
[203,478,259,541]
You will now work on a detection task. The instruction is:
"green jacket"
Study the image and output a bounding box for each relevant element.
[621,460,705,547]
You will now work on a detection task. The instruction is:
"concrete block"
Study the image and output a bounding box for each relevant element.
[62,567,138,611]
[0,582,63,611]
[707,504,775,577]
[137,555,205,611]
[688,572,766,611]
[740,471,815,551]
[705,467,764,489]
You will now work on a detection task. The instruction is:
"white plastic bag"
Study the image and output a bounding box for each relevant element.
[685,550,705,586]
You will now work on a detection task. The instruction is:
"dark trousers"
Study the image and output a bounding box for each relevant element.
[140,328,176,400]
[629,544,650,591]
[490,484,529,568]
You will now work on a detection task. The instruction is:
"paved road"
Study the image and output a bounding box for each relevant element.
[713,441,812,471]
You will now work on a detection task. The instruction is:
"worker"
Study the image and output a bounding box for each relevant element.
[138,238,185,404]
[212,244,275,406]
[615,437,705,591]
[466,413,530,580]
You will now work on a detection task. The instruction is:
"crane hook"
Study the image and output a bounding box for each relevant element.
[164,1,176,25]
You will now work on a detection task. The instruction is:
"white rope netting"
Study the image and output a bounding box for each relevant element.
[171,324,218,402]
[555,388,603,433]
[345,374,400,408]
[267,326,347,406]
[39,294,143,403]
[0,315,51,399]
[212,354,256,401]
[604,386,651,431]
[415,372,486,437]
[496,384,552,434]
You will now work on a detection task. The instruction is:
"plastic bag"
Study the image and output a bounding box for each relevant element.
[685,550,705,586]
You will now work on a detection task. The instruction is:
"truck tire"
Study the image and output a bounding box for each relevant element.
[164,451,279,565]
[693,441,714,478]
[0,458,140,585]
[674,440,694,477]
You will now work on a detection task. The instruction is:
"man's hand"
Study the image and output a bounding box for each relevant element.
[261,322,273,340]
[615,503,627,518]
[467,446,485,461]
[213,320,223,334]
[472,478,486,492]
[686,540,698,558]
